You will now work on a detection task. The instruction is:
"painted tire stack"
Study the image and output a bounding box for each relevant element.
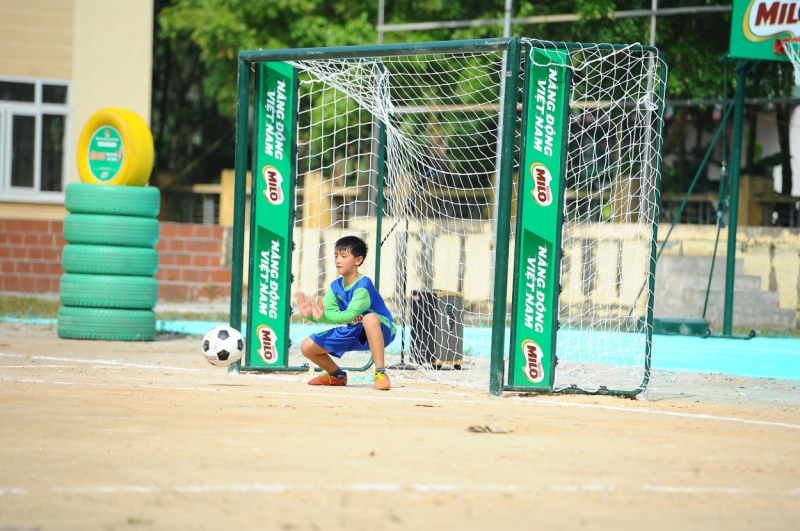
[58,108,157,341]
[57,184,160,341]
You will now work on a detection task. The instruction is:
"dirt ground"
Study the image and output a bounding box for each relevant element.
[0,322,799,531]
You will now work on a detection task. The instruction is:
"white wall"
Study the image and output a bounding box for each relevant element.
[772,106,800,195]
[0,0,74,79]
[70,0,154,184]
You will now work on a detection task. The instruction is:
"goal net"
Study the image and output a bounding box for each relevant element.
[522,39,666,393]
[288,48,513,388]
[237,38,666,394]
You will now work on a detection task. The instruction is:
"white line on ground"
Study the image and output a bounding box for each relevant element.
[2,368,799,431]
[0,352,199,372]
[0,365,74,369]
[54,486,159,494]
[242,372,464,394]
[509,398,800,431]
[172,484,288,494]
[350,484,400,492]
[0,376,222,393]
[234,388,800,431]
[412,484,457,492]
[0,488,29,495]
[2,483,791,497]
[641,486,758,494]
[549,484,616,492]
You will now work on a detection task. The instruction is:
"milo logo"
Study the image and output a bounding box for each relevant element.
[257,324,279,364]
[262,165,284,205]
[521,339,545,383]
[745,1,800,41]
[87,126,123,181]
[530,163,553,207]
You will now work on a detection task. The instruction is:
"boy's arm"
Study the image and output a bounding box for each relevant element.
[308,287,371,325]
[306,288,336,323]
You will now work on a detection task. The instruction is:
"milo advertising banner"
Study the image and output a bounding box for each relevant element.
[509,48,570,389]
[87,126,123,181]
[247,62,297,368]
[730,0,797,61]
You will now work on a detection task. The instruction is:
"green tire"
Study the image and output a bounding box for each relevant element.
[60,274,158,309]
[62,244,158,276]
[64,213,159,248]
[58,307,155,341]
[65,183,160,217]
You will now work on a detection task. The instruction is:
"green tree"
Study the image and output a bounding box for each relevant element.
[153,0,794,197]
[151,0,237,190]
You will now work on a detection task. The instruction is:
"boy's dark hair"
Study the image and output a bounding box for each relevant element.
[335,235,368,261]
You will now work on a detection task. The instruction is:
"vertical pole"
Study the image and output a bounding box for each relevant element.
[377,0,385,44]
[723,60,747,336]
[228,57,251,375]
[489,38,520,396]
[490,0,514,297]
[374,120,386,290]
[401,217,409,364]
[649,0,658,47]
[503,0,513,38]
[507,41,532,388]
[640,56,667,392]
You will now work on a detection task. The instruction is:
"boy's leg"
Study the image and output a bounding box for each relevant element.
[362,314,390,391]
[361,314,386,368]
[300,337,341,374]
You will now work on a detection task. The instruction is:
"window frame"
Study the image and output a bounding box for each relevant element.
[0,75,71,204]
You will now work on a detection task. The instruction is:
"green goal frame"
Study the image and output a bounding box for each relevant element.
[224,38,666,398]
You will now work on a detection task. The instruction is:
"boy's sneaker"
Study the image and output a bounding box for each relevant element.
[308,372,347,386]
[373,371,391,391]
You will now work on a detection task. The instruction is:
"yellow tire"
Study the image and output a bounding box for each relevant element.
[76,108,154,186]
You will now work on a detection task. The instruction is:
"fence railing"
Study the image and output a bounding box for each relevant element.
[160,170,800,228]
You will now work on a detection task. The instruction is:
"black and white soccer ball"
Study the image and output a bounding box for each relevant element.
[201,325,244,367]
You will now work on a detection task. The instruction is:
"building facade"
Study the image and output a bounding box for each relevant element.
[0,0,154,219]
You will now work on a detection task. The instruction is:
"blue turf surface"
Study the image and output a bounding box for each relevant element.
[3,317,799,380]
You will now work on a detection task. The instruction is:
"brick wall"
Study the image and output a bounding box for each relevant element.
[156,223,232,301]
[0,220,65,294]
[0,219,232,301]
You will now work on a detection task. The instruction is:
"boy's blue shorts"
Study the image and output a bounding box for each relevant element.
[310,322,396,358]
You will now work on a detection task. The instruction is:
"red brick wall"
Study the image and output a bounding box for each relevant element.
[0,219,232,301]
[156,222,232,301]
[0,219,64,293]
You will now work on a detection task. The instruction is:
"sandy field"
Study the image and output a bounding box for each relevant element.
[0,321,799,530]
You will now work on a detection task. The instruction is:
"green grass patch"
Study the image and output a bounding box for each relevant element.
[0,295,60,319]
[0,295,245,322]
[156,311,246,323]
[732,326,800,339]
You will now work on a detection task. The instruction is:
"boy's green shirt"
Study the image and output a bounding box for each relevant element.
[308,285,371,325]
[307,275,394,331]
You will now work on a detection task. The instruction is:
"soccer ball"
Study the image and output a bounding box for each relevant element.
[201,325,244,367]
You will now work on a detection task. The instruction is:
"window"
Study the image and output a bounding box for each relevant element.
[0,77,70,202]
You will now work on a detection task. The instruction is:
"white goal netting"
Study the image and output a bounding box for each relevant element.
[283,40,666,392]
[524,39,666,392]
[287,49,510,387]
[782,40,800,86]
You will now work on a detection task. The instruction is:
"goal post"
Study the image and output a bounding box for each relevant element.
[507,44,571,393]
[509,39,667,396]
[225,37,667,397]
[228,38,521,389]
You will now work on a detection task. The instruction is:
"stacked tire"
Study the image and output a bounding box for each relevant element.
[58,108,159,341]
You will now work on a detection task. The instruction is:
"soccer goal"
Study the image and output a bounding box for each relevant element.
[226,37,667,397]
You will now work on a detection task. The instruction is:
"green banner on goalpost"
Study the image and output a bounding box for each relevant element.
[509,47,571,390]
[246,62,297,368]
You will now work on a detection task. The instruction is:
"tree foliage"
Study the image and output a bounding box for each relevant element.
[152,0,794,195]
